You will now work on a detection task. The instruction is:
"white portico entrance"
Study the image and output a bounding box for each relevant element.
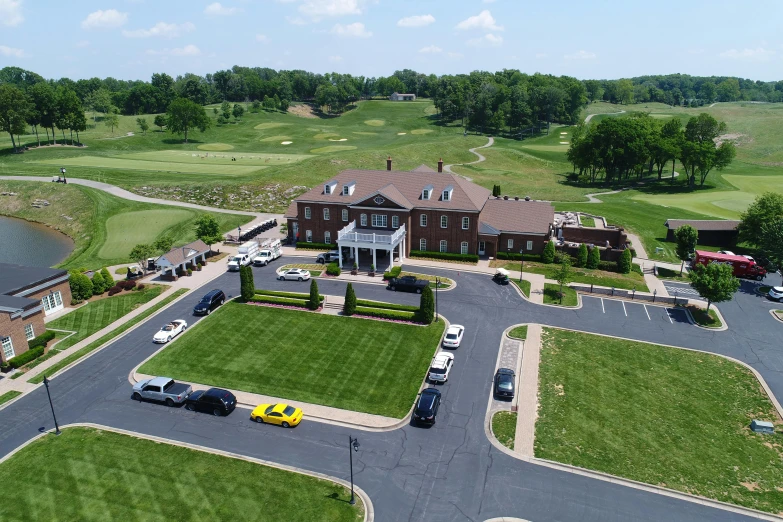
[336,221,406,271]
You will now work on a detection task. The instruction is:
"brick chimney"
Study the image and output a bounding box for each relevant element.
[437,158,443,172]
[387,156,392,171]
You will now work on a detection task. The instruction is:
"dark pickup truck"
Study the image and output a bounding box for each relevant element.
[387,276,429,293]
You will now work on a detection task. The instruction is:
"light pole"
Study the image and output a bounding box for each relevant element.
[348,436,360,505]
[42,375,61,435]
[237,226,241,242]
[435,277,440,322]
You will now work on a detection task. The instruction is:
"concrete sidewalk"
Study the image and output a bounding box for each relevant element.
[514,324,542,457]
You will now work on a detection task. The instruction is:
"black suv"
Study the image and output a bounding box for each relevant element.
[413,388,441,425]
[185,388,237,416]
[193,289,225,315]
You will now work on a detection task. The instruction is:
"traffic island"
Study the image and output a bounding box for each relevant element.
[535,328,783,515]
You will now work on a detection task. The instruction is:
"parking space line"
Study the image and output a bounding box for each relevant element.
[600,298,605,313]
[665,308,674,324]
[643,304,651,321]
[621,301,627,317]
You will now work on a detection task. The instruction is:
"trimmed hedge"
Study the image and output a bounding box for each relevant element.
[354,307,417,322]
[383,266,402,280]
[496,252,541,262]
[249,295,309,308]
[28,331,56,350]
[409,250,478,263]
[255,290,325,302]
[6,346,45,369]
[326,262,341,276]
[356,299,419,312]
[107,285,122,296]
[295,242,333,250]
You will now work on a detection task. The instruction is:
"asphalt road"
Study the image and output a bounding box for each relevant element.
[1,258,780,521]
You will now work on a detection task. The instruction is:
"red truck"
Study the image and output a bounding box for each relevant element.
[692,250,767,280]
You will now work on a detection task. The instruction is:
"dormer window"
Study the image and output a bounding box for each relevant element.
[422,184,434,200]
[342,181,356,196]
[342,186,349,195]
[442,185,453,201]
[324,180,338,195]
[325,185,331,195]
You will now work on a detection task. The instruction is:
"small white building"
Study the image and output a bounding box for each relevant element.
[156,240,210,280]
[390,92,416,101]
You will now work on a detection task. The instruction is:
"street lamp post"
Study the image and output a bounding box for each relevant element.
[237,226,241,242]
[435,277,440,322]
[349,436,360,505]
[42,375,61,435]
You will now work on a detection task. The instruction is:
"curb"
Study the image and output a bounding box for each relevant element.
[0,423,373,522]
[482,323,783,522]
[679,305,729,332]
[769,309,783,324]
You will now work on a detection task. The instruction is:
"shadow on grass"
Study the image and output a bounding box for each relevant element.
[161,138,205,145]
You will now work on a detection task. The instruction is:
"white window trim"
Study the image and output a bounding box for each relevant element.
[420,214,427,227]
[507,239,514,249]
[325,185,331,195]
[360,214,367,227]
[325,231,331,244]
[342,185,349,195]
[439,240,447,253]
[462,217,469,230]
[42,291,63,315]
[305,230,313,243]
[392,215,399,229]
[323,208,330,220]
[460,242,468,255]
[442,191,450,201]
[526,240,533,251]
[422,189,430,200]
[420,239,427,251]
[24,323,34,341]
[371,214,387,228]
[2,337,14,360]
[304,207,311,219]
[342,209,349,222]
[440,215,447,229]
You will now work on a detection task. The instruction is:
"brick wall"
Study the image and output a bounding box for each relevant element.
[410,209,480,254]
[561,226,627,249]
[498,233,548,255]
[27,280,72,308]
[0,310,45,363]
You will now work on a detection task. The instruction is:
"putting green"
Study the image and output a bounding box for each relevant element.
[116,150,311,166]
[260,135,291,142]
[34,156,264,175]
[411,129,433,135]
[98,209,194,258]
[364,120,385,127]
[310,145,358,154]
[197,143,234,151]
[352,131,377,136]
[253,122,291,130]
[313,133,339,139]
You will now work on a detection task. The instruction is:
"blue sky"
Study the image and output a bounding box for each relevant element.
[1,0,782,82]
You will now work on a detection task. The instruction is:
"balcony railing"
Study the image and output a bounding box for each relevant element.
[338,221,405,245]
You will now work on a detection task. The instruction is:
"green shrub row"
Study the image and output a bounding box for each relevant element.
[28,330,56,350]
[326,262,341,276]
[496,252,541,262]
[254,290,324,301]
[250,295,309,308]
[355,299,419,312]
[408,250,479,263]
[383,266,402,280]
[354,307,417,322]
[295,242,333,250]
[5,346,45,370]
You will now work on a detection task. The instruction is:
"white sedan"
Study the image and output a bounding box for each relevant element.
[278,268,311,281]
[442,325,465,348]
[153,320,188,344]
[769,286,783,303]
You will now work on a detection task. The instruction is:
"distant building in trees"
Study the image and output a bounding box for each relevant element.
[389,92,416,101]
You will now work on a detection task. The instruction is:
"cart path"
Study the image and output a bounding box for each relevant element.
[584,109,626,123]
[443,136,494,175]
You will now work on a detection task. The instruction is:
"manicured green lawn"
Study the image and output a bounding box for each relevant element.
[543,284,577,306]
[0,391,21,406]
[48,286,165,350]
[0,427,362,521]
[492,412,517,450]
[536,328,783,514]
[685,305,723,328]
[493,260,649,292]
[508,325,528,340]
[511,279,531,298]
[140,303,445,417]
[30,289,188,384]
[580,216,596,227]
[656,266,687,280]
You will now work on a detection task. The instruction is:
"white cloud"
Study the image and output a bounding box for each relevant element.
[456,10,502,31]
[122,21,195,38]
[146,44,201,56]
[255,34,268,42]
[81,9,128,29]
[328,55,342,62]
[467,33,503,47]
[564,50,596,60]
[0,45,23,57]
[397,14,435,28]
[719,47,774,61]
[330,22,371,38]
[299,0,365,19]
[0,0,23,27]
[447,52,463,59]
[204,2,241,16]
[286,16,307,25]
[419,45,442,54]
[75,40,90,48]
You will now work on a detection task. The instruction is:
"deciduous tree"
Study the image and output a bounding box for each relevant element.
[153,114,167,131]
[0,84,30,152]
[232,103,244,121]
[166,98,210,143]
[553,257,574,304]
[738,192,783,249]
[104,106,120,135]
[760,217,783,286]
[153,235,174,253]
[542,241,556,264]
[674,225,699,274]
[129,244,154,274]
[688,262,739,311]
[194,214,223,251]
[136,117,149,135]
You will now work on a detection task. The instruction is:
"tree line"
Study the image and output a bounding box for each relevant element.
[566,112,736,187]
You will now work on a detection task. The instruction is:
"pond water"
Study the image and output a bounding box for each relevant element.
[0,215,74,267]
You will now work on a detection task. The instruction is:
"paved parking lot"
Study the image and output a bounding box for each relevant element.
[580,295,690,327]
[662,280,704,301]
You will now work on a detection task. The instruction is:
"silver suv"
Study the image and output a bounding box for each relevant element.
[316,251,341,264]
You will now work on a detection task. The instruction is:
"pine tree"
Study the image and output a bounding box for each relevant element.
[576,244,588,267]
[91,271,105,295]
[587,246,600,269]
[542,241,556,264]
[308,279,320,310]
[417,286,435,324]
[240,266,255,301]
[343,283,357,316]
[100,266,114,289]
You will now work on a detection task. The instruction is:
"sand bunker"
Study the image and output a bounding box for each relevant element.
[397,132,407,135]
[559,141,569,144]
[328,138,348,142]
[281,141,293,145]
[197,143,234,151]
[364,120,385,127]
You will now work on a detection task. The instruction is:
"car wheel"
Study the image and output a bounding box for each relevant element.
[416,288,422,294]
[165,398,175,407]
[298,277,303,281]
[390,285,396,291]
[132,392,141,401]
[255,416,264,423]
[779,297,783,303]
[186,403,195,411]
[279,276,284,280]
[213,409,222,417]
[167,336,172,343]
[282,421,290,428]
[220,300,224,305]
[207,309,211,315]
[757,275,763,281]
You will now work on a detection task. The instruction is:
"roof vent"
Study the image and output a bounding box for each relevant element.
[514,196,519,201]
[525,196,530,201]
[503,195,509,200]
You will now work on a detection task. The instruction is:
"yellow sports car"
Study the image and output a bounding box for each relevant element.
[250,403,303,427]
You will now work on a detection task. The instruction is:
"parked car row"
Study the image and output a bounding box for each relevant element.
[413,325,466,426]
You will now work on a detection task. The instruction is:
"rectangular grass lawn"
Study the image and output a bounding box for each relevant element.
[140,303,444,418]
[0,427,361,522]
[535,328,783,514]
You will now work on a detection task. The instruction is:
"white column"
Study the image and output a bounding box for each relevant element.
[372,248,377,271]
[338,241,343,268]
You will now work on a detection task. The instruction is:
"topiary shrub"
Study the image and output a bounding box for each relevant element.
[383,266,402,280]
[240,266,255,301]
[343,283,357,316]
[308,279,320,310]
[416,286,435,324]
[69,271,93,301]
[108,285,122,296]
[576,244,588,268]
[618,248,632,274]
[326,262,341,276]
[91,271,105,295]
[587,246,600,269]
[542,241,556,264]
[137,283,145,290]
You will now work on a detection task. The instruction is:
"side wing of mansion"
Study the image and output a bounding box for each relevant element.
[284,159,554,267]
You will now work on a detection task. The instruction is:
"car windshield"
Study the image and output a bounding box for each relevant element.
[201,296,211,302]
[265,405,275,415]
[232,256,242,262]
[283,406,296,416]
[445,333,457,339]
[418,395,435,410]
[497,376,513,389]
[162,324,175,331]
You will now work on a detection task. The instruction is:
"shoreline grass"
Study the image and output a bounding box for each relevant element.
[492,411,517,450]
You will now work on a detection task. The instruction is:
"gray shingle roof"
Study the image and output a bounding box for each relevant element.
[479,198,554,235]
[0,294,37,311]
[159,240,210,267]
[664,219,739,231]
[0,263,68,297]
